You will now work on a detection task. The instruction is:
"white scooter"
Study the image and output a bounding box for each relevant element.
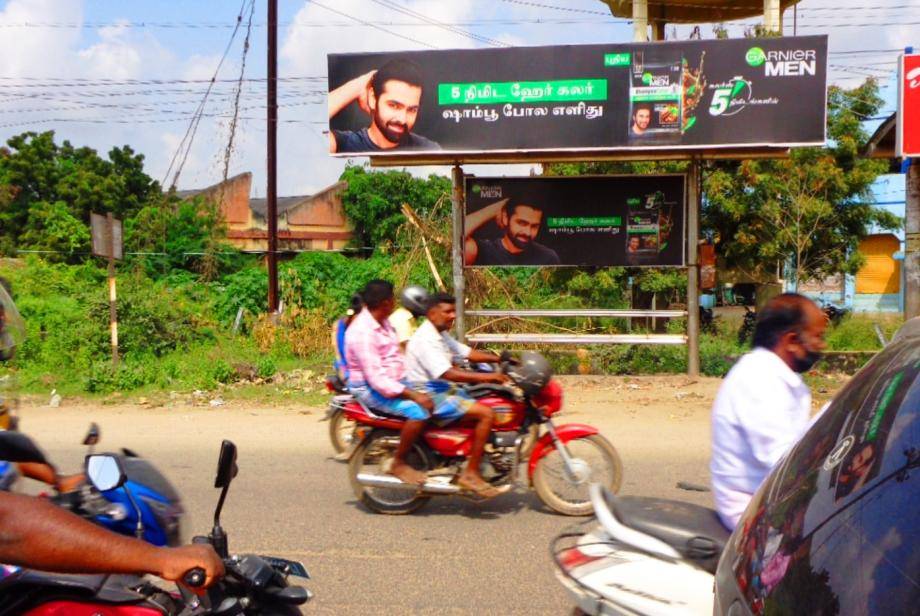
[551,484,729,616]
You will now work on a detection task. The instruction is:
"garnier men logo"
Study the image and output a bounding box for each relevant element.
[745,47,766,67]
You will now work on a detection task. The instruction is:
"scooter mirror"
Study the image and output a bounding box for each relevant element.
[85,454,126,492]
[0,431,49,465]
[214,440,238,489]
[82,422,100,446]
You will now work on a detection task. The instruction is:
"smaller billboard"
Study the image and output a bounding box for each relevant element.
[90,213,123,260]
[897,53,920,158]
[463,175,686,268]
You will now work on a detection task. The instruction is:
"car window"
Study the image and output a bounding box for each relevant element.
[729,340,920,615]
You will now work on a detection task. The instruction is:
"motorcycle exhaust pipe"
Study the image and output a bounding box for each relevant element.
[355,473,460,495]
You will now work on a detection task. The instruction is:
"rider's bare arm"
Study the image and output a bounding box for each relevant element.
[440,367,507,385]
[463,199,507,265]
[467,349,501,364]
[0,491,224,587]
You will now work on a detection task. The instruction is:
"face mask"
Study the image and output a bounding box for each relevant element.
[792,349,822,373]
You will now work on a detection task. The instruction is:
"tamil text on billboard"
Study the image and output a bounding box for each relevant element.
[898,53,920,158]
[463,175,686,268]
[327,36,827,157]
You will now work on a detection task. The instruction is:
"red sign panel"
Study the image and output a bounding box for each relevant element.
[898,53,920,157]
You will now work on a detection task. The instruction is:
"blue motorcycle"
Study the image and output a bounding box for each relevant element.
[0,424,184,547]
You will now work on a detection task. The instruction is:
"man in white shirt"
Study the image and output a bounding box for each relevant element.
[406,292,511,498]
[710,293,827,529]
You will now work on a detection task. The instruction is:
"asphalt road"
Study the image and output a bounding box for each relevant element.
[19,376,715,615]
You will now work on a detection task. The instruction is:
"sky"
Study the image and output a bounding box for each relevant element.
[0,0,915,208]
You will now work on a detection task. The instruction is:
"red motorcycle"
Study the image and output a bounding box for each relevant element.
[345,352,624,516]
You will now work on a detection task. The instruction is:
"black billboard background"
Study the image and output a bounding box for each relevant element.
[463,175,686,268]
[327,36,827,155]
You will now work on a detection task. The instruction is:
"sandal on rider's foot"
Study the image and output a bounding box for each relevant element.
[383,459,427,485]
[457,477,511,500]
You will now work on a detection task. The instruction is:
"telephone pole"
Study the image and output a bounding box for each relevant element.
[266,0,279,313]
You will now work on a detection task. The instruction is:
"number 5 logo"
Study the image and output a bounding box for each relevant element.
[709,88,731,115]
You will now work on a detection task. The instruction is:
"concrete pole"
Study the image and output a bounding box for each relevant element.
[651,21,666,41]
[763,0,782,33]
[632,0,648,42]
[687,161,701,377]
[906,161,920,320]
[451,165,467,340]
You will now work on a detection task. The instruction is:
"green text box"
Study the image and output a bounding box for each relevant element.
[438,79,608,105]
[548,216,622,228]
[604,53,631,67]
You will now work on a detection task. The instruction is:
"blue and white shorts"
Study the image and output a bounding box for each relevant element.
[349,379,474,425]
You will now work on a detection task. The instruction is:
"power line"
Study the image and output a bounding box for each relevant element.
[369,0,510,47]
[305,0,438,49]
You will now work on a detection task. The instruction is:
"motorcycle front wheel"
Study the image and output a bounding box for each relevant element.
[348,430,432,515]
[328,407,356,455]
[533,434,623,516]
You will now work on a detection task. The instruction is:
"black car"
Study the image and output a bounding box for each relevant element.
[715,318,920,615]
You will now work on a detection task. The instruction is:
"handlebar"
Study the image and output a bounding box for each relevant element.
[183,567,206,588]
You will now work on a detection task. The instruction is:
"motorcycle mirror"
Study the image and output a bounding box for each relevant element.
[214,440,238,489]
[0,431,49,465]
[82,422,100,447]
[85,454,127,492]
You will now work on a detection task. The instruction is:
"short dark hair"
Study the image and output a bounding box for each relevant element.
[633,104,652,117]
[752,293,816,350]
[502,201,544,220]
[427,292,456,312]
[362,279,394,309]
[371,59,424,98]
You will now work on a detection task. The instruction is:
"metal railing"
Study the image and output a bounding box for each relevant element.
[465,309,689,346]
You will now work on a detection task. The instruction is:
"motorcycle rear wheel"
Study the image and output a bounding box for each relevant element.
[348,431,432,515]
[328,407,356,455]
[533,434,623,516]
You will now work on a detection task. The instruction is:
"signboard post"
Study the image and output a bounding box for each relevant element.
[90,213,123,367]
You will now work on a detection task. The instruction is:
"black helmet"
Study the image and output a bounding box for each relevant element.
[506,351,553,396]
[400,285,430,318]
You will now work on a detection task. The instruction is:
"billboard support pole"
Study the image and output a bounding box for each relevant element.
[451,164,466,340]
[266,0,279,314]
[687,160,701,377]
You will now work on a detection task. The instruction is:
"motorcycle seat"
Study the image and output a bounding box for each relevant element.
[605,493,729,574]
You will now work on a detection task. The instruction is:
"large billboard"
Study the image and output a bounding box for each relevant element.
[897,53,920,158]
[463,175,686,268]
[327,36,827,157]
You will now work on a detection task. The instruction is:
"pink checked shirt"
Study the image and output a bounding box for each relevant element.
[344,308,407,397]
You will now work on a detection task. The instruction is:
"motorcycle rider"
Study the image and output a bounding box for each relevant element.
[710,293,827,529]
[0,280,82,493]
[389,285,428,351]
[0,490,223,586]
[405,292,512,498]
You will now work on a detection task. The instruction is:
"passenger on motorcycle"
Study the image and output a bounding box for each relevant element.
[332,293,364,382]
[710,293,827,529]
[388,284,428,352]
[405,292,512,498]
[345,280,436,486]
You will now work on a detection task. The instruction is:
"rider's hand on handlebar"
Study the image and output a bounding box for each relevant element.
[483,373,511,385]
[157,544,225,589]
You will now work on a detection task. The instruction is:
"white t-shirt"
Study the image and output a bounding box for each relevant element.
[710,347,812,529]
[405,320,471,383]
[388,308,416,345]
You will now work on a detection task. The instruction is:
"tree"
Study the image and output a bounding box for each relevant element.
[703,79,900,286]
[339,164,451,250]
[0,131,160,258]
